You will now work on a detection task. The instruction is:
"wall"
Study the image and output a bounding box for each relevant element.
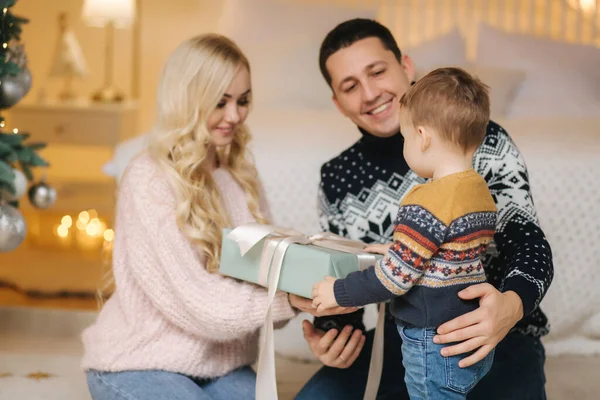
[11,0,223,134]
[12,0,598,136]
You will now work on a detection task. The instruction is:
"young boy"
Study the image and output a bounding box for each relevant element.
[312,67,497,399]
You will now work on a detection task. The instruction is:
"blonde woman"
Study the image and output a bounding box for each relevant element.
[81,34,304,399]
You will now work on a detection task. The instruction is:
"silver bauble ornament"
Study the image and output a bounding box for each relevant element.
[21,67,32,95]
[13,169,28,198]
[2,168,28,201]
[0,72,27,109]
[28,181,57,209]
[0,204,27,252]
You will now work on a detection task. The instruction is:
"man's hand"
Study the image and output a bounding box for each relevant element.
[433,283,524,368]
[302,320,365,369]
[288,294,359,317]
[364,243,392,255]
[312,276,339,313]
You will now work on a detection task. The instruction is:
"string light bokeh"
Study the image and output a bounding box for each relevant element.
[53,209,114,252]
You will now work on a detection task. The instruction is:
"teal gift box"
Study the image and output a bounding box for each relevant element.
[219,226,381,299]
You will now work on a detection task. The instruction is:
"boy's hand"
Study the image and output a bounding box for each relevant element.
[312,276,339,313]
[364,243,392,255]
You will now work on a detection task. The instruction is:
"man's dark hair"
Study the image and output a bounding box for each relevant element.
[319,18,402,88]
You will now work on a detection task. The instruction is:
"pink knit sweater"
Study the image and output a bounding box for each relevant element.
[81,153,296,378]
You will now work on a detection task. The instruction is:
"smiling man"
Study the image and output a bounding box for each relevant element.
[294,19,554,399]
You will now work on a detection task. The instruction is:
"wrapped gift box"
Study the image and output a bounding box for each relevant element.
[219,226,381,298]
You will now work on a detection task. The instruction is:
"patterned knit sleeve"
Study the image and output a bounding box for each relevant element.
[334,204,448,307]
[474,124,554,316]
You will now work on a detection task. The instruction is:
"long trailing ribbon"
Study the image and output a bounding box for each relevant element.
[227,223,385,400]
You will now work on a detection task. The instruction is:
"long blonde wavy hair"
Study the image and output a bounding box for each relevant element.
[147,33,269,272]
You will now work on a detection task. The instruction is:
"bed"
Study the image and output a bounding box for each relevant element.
[104,0,600,359]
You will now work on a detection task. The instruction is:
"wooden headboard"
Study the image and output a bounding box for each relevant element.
[304,0,599,58]
[382,0,599,58]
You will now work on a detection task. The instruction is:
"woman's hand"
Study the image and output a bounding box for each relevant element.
[289,294,359,317]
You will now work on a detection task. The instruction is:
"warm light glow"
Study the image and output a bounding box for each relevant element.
[82,0,136,29]
[567,0,597,14]
[86,224,98,236]
[61,215,72,228]
[104,229,115,242]
[2,43,7,49]
[0,121,5,128]
[78,211,90,224]
[88,209,98,219]
[76,219,86,230]
[57,225,69,238]
[86,218,105,237]
[12,128,18,134]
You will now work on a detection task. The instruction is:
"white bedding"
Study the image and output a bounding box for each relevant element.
[255,113,600,359]
[496,117,600,354]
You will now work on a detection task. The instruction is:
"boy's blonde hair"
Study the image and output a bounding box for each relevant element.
[399,67,490,152]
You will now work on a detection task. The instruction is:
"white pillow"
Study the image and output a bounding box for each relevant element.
[408,31,526,118]
[462,64,526,119]
[407,28,468,75]
[415,62,526,119]
[475,23,600,117]
[102,133,149,183]
[247,107,359,234]
[217,0,378,110]
[243,38,335,110]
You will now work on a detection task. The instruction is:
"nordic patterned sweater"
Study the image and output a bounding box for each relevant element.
[316,122,553,337]
[333,169,497,328]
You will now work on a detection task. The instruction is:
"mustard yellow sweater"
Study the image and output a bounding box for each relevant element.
[334,169,497,327]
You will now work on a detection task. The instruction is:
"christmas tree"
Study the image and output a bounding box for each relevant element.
[0,120,49,203]
[0,0,53,252]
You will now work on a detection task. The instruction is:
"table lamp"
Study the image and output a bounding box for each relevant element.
[82,0,135,103]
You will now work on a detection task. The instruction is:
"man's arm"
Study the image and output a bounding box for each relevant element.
[434,124,554,368]
[478,127,554,316]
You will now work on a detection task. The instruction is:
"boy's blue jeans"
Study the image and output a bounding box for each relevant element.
[397,324,494,399]
[296,318,545,400]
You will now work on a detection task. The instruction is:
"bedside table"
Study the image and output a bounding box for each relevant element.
[0,101,138,310]
[7,99,139,211]
[9,100,139,147]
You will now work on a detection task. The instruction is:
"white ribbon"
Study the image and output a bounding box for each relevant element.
[227,223,385,400]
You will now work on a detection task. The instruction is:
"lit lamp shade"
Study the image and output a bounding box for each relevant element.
[82,0,136,28]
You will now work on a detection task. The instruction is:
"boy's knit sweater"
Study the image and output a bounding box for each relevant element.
[334,169,497,327]
[317,122,553,336]
[81,153,295,378]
